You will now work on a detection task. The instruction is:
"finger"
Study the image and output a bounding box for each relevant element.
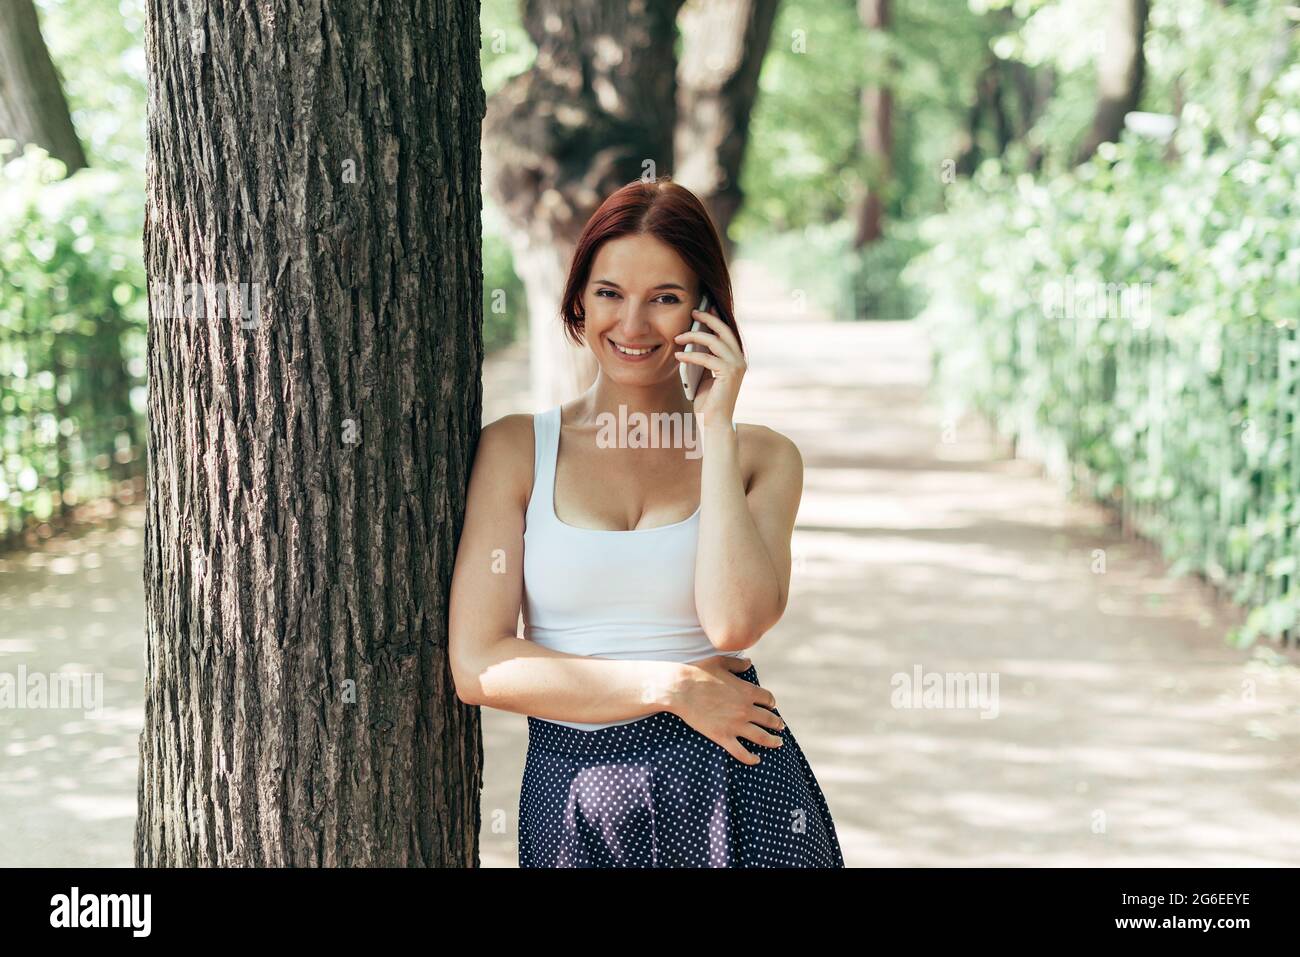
[739,722,784,749]
[756,689,778,711]
[750,704,785,734]
[724,656,752,672]
[692,307,743,355]
[674,350,726,374]
[674,328,739,363]
[673,329,722,350]
[722,737,762,766]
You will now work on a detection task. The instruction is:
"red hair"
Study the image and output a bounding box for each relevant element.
[558,176,743,354]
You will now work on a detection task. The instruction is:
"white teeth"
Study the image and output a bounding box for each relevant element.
[612,341,657,356]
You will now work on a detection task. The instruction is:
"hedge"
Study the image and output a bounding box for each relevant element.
[909,73,1300,648]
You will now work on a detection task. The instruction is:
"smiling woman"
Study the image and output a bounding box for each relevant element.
[448,176,844,868]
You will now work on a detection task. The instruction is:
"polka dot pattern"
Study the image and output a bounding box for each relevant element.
[519,664,845,868]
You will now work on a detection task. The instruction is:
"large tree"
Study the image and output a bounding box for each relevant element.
[0,0,87,172]
[674,0,780,262]
[135,0,486,866]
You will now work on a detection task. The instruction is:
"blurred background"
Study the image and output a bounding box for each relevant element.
[2,0,1298,867]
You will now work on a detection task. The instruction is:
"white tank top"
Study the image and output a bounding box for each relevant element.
[521,404,746,730]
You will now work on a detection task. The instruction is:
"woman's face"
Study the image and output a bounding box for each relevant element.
[580,233,700,386]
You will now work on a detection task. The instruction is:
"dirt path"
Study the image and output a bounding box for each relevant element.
[3,258,1296,866]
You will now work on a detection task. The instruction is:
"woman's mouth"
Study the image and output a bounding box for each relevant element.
[607,337,662,362]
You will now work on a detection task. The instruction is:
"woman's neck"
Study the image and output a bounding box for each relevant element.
[568,372,695,425]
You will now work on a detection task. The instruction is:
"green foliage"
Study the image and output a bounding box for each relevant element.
[478,0,531,353]
[736,219,927,322]
[735,222,857,322]
[851,226,928,321]
[480,0,536,96]
[732,1,864,237]
[35,0,147,171]
[0,147,146,545]
[482,204,524,354]
[733,0,1001,241]
[909,0,1300,646]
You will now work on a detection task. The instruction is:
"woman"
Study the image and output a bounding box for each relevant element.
[449,176,844,868]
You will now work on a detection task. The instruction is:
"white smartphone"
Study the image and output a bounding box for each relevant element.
[679,292,712,401]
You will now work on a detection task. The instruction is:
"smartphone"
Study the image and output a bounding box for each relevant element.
[680,292,712,401]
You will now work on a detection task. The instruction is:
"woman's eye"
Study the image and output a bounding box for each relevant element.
[592,289,678,303]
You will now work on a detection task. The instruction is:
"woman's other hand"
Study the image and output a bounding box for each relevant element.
[665,655,785,765]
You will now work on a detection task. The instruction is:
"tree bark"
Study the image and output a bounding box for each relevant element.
[483,0,684,410]
[673,0,780,260]
[1074,0,1149,165]
[0,0,88,172]
[136,0,486,866]
[851,0,892,249]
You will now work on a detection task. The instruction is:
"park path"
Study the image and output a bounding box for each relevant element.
[2,258,1297,866]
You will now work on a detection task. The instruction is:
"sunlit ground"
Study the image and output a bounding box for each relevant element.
[0,511,145,866]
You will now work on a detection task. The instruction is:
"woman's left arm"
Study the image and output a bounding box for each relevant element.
[675,308,804,652]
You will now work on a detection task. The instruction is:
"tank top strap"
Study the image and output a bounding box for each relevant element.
[529,405,561,519]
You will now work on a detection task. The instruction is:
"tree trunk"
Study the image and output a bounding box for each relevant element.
[1015,61,1054,173]
[1074,0,1149,165]
[674,0,780,260]
[136,0,486,867]
[0,0,88,172]
[483,0,684,410]
[955,53,996,177]
[851,0,892,249]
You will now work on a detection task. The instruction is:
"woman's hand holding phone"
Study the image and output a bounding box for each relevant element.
[678,293,710,403]
[674,294,746,431]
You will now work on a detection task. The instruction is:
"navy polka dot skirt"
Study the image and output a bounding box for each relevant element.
[518,664,845,868]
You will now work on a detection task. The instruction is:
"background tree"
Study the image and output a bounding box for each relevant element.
[1074,0,1149,164]
[673,0,780,262]
[0,0,87,172]
[135,0,486,866]
[851,0,892,248]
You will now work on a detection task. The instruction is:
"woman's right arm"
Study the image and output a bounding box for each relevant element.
[448,414,688,727]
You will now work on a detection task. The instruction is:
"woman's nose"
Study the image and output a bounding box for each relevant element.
[615,302,653,335]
